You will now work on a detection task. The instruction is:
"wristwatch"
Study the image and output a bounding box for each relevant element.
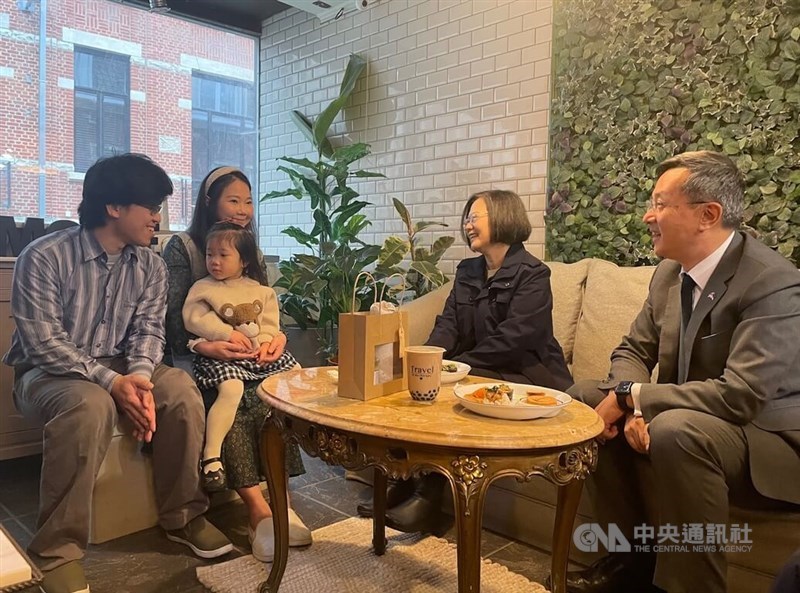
[614,381,634,412]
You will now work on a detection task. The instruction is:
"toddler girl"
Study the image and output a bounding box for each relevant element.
[183,221,297,491]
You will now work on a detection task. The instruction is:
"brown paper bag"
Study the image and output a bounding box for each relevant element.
[338,273,408,401]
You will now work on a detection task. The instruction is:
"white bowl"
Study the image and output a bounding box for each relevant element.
[441,360,471,383]
[453,382,571,420]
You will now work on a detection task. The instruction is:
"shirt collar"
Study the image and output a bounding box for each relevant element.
[681,231,735,293]
[79,227,136,263]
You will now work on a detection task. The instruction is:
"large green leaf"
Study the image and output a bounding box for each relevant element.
[313,54,367,151]
[377,235,409,269]
[352,170,386,178]
[300,177,327,210]
[333,143,371,167]
[281,226,316,248]
[261,188,302,201]
[392,198,412,231]
[428,236,455,262]
[278,157,318,172]
[289,110,334,158]
[332,200,371,228]
[413,220,449,233]
[409,260,447,290]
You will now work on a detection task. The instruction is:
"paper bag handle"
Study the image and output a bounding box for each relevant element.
[378,273,408,306]
[351,271,378,313]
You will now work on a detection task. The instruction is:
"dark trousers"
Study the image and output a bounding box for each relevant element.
[14,359,209,571]
[568,379,791,593]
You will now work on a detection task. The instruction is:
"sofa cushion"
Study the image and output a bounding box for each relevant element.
[400,281,453,347]
[572,259,656,382]
[545,260,590,367]
[728,505,800,577]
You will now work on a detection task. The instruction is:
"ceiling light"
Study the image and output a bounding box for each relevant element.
[148,0,170,13]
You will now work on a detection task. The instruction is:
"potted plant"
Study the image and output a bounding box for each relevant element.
[376,198,455,302]
[262,54,383,363]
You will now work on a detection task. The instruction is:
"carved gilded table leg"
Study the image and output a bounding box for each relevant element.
[550,479,583,593]
[260,418,288,593]
[449,455,490,593]
[545,441,598,593]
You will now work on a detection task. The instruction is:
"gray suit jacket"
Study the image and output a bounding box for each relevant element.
[601,232,800,504]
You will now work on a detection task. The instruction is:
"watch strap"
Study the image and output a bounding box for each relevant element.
[615,381,634,412]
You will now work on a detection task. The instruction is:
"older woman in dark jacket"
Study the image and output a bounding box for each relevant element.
[359,189,572,533]
[427,238,571,389]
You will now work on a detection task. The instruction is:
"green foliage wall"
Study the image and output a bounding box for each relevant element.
[547,0,800,265]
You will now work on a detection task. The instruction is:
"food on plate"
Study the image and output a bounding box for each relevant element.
[525,394,558,406]
[442,363,459,373]
[466,383,513,405]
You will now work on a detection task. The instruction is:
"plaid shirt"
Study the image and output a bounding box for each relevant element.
[3,226,167,391]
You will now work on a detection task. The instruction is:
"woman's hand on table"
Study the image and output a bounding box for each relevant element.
[194,339,255,361]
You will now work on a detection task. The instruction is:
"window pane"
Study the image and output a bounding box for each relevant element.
[191,110,209,198]
[74,52,93,88]
[101,96,129,156]
[93,53,129,94]
[74,91,98,173]
[209,114,243,170]
[242,119,256,182]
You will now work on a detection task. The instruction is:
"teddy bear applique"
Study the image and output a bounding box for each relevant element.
[218,300,263,350]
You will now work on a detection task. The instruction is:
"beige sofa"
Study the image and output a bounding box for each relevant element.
[400,257,800,593]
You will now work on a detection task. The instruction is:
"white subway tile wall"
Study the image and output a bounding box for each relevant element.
[259,0,553,272]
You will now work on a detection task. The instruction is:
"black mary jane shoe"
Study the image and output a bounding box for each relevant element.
[200,457,227,493]
[356,478,416,518]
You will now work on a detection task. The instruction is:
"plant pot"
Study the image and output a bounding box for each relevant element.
[284,326,338,369]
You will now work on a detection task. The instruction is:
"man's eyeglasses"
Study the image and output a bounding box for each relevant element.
[136,204,163,215]
[463,212,489,226]
[648,199,706,213]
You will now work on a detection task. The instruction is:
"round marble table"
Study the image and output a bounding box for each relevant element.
[256,368,603,593]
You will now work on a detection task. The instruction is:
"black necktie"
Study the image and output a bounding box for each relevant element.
[681,273,696,329]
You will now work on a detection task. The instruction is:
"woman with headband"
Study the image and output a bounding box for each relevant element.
[162,166,312,562]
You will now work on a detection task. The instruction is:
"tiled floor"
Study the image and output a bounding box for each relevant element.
[1,453,560,592]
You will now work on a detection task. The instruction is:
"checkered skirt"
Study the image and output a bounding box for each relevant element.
[192,351,298,390]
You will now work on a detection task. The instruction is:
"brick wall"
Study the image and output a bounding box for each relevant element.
[258,0,553,272]
[0,0,255,228]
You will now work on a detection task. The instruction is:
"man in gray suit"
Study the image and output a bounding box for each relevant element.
[561,151,800,593]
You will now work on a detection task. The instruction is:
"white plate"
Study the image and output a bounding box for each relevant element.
[441,360,471,383]
[453,382,571,420]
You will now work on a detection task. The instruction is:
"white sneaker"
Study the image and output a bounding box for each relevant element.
[288,508,313,547]
[248,517,275,562]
